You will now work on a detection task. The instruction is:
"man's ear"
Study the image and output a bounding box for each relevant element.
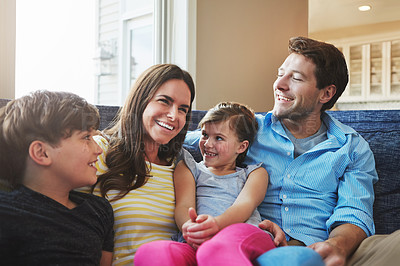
[237,140,249,154]
[320,85,337,104]
[28,141,52,166]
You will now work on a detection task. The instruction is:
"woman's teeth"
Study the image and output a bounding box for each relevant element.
[157,121,174,130]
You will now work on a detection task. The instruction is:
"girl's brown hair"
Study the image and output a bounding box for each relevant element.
[95,64,195,200]
[199,102,258,166]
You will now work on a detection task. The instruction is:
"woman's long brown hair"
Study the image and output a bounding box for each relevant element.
[94,64,195,200]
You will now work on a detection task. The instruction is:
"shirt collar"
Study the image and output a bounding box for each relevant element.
[269,112,356,144]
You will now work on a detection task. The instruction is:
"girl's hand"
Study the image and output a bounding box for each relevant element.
[181,208,198,243]
[184,208,220,249]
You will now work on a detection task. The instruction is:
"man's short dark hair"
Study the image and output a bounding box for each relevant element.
[288,36,349,111]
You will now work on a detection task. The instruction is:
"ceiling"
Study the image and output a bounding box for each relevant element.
[309,0,400,33]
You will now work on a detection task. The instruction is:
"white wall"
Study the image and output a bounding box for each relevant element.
[195,0,308,112]
[0,0,16,99]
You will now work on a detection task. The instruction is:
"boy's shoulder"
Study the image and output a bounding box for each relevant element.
[0,186,28,204]
[0,190,10,205]
[70,190,112,210]
[0,187,111,214]
[0,187,39,220]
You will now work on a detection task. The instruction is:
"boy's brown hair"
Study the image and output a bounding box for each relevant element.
[0,90,100,190]
[199,102,258,166]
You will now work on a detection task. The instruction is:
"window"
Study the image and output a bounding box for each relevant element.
[128,16,153,87]
[97,0,196,106]
[16,0,96,103]
[14,0,196,106]
[96,0,165,105]
[120,0,156,101]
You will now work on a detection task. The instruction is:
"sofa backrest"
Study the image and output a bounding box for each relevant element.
[327,110,400,235]
[0,99,9,109]
[96,105,120,130]
[1,99,399,234]
[0,100,120,131]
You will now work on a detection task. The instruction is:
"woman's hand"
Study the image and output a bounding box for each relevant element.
[181,208,199,244]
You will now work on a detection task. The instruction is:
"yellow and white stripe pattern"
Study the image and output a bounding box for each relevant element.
[94,136,178,266]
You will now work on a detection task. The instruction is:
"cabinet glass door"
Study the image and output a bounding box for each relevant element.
[391,40,400,96]
[349,45,362,96]
[370,43,383,96]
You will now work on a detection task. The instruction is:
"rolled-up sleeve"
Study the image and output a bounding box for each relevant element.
[327,135,378,237]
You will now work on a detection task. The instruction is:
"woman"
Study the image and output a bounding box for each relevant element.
[135,102,274,266]
[93,64,195,265]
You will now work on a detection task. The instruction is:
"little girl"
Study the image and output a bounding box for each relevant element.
[135,102,275,266]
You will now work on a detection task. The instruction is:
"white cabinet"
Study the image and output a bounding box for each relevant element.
[334,37,400,109]
[391,40,400,96]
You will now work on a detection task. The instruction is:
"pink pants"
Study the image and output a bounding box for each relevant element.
[134,223,276,266]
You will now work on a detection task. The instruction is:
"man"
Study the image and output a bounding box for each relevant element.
[245,36,377,265]
[184,36,380,265]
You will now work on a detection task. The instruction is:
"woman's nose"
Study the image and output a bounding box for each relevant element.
[167,106,178,121]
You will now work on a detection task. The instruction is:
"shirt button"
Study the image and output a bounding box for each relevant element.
[286,228,291,233]
[287,174,291,179]
[287,152,291,156]
[285,207,289,212]
[283,195,287,199]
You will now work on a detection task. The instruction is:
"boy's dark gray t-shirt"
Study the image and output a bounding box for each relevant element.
[0,185,114,265]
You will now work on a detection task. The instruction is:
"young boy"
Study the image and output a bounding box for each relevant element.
[0,91,114,265]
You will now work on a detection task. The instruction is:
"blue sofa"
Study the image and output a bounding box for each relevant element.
[1,99,399,235]
[94,104,400,235]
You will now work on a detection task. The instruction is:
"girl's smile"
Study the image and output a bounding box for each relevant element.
[199,120,248,175]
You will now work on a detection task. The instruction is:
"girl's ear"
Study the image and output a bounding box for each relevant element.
[28,141,52,166]
[237,140,249,154]
[320,85,337,104]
